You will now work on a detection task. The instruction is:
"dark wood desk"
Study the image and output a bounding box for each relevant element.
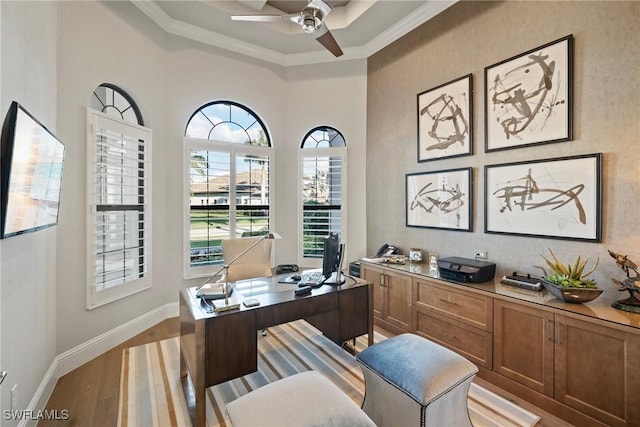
[179,274,373,427]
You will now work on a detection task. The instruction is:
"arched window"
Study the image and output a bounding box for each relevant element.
[301,127,345,148]
[185,100,270,146]
[90,83,144,125]
[184,101,272,277]
[300,126,346,262]
[86,84,151,309]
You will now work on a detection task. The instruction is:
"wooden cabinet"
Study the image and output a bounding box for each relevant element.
[361,264,412,333]
[413,277,493,368]
[494,299,640,426]
[554,314,640,427]
[493,299,554,396]
[359,260,640,427]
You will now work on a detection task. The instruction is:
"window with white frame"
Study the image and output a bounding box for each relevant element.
[300,126,346,263]
[86,84,151,309]
[184,101,272,279]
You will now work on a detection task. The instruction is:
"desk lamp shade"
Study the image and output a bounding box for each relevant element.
[222,236,273,282]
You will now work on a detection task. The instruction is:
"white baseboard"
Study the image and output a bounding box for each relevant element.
[21,302,179,427]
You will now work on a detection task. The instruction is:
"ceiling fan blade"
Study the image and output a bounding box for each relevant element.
[315,24,343,57]
[317,0,338,10]
[231,14,290,23]
[309,0,333,16]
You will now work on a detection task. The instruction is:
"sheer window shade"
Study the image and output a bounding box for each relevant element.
[86,110,152,309]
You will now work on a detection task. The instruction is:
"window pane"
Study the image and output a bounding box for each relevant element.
[90,84,143,126]
[185,101,271,277]
[189,208,226,267]
[185,101,270,146]
[235,153,270,238]
[189,149,230,267]
[302,127,346,148]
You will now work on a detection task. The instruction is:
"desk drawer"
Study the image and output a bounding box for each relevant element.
[414,309,493,368]
[257,292,338,328]
[413,279,493,331]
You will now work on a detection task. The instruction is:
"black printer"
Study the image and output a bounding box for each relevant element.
[437,257,496,283]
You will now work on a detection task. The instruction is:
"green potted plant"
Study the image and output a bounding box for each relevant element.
[538,249,603,303]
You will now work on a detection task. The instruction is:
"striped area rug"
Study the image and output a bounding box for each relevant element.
[118,320,540,427]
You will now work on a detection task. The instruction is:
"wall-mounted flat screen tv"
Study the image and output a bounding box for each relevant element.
[1,101,65,238]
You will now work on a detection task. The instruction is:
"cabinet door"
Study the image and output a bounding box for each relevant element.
[555,315,640,427]
[361,264,385,319]
[384,270,412,331]
[493,299,554,396]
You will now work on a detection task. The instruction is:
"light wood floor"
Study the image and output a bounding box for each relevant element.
[39,318,180,427]
[39,318,572,427]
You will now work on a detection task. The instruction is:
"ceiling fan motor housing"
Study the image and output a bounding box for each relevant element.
[301,7,323,33]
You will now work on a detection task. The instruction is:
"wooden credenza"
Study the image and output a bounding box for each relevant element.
[361,261,640,427]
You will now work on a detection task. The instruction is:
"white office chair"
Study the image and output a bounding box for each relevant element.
[222,236,273,336]
[221,236,273,281]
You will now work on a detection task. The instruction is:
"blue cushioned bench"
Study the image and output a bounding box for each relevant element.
[356,333,478,427]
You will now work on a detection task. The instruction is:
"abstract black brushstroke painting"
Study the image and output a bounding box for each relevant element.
[406,167,472,231]
[484,153,602,242]
[485,35,573,152]
[417,74,473,161]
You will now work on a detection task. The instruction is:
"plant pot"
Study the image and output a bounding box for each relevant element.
[541,278,603,303]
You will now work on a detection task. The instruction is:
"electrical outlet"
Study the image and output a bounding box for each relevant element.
[11,384,17,410]
[474,250,488,260]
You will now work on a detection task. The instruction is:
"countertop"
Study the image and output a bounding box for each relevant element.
[360,260,640,332]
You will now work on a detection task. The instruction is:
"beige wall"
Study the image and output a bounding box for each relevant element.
[367,1,640,296]
[1,1,58,420]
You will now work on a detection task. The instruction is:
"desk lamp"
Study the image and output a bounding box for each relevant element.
[196,232,281,313]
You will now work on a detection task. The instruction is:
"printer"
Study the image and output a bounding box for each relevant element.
[437,257,496,283]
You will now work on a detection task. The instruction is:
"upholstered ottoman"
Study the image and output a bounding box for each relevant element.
[226,371,376,426]
[356,333,478,427]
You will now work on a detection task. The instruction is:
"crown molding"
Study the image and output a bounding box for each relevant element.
[131,0,458,67]
[362,0,457,57]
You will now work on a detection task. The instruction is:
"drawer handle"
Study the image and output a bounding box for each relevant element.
[439,298,458,305]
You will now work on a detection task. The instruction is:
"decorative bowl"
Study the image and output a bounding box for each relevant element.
[541,278,603,303]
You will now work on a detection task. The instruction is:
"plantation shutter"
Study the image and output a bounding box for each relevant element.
[86,110,152,309]
[301,151,345,258]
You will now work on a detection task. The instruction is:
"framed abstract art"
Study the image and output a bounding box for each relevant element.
[417,74,473,162]
[485,35,573,152]
[406,167,472,231]
[484,153,602,242]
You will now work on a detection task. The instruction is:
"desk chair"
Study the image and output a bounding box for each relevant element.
[222,236,273,336]
[222,236,273,281]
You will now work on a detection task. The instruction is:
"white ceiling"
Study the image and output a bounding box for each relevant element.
[131,0,457,66]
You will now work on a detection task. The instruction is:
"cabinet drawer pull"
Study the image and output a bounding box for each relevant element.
[546,319,554,342]
[556,322,564,346]
[439,330,456,340]
[439,298,458,305]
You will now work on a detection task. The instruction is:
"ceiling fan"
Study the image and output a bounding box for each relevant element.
[231,0,343,57]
